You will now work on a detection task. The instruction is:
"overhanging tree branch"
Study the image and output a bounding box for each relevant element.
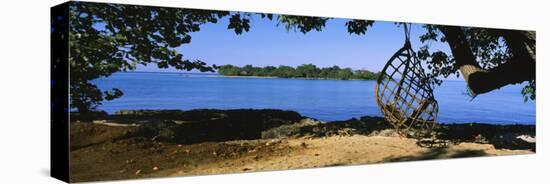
[438,26,535,95]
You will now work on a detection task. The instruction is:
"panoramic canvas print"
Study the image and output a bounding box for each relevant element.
[51,1,536,183]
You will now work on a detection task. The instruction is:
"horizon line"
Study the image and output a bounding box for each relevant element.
[122,71,466,82]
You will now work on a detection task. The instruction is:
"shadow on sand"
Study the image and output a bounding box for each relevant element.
[383,148,488,162]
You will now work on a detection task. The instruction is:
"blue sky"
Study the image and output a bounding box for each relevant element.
[135,14,456,78]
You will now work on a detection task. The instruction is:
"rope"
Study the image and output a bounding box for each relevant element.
[403,23,412,48]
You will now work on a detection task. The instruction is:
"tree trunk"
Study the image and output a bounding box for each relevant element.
[438,26,535,95]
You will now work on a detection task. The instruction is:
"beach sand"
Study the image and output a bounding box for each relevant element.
[68,109,535,182]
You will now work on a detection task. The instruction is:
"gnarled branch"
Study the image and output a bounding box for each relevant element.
[438,26,535,95]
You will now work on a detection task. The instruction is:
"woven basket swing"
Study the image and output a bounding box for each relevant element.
[374,24,439,137]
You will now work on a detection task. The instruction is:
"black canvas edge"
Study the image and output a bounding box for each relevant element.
[51,1,71,183]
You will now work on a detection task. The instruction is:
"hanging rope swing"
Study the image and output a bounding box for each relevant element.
[375,24,439,137]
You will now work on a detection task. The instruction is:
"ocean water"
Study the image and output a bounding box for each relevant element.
[93,72,535,124]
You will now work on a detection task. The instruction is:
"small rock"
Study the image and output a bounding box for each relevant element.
[92,120,107,124]
[151,135,160,141]
[474,134,489,143]
[373,129,399,137]
[212,151,217,156]
[135,170,142,175]
[184,149,190,153]
[177,144,182,147]
[517,135,536,143]
[153,167,159,171]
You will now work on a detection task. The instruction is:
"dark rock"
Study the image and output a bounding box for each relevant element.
[261,119,321,139]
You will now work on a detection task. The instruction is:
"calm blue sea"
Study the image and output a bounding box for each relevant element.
[93,72,535,124]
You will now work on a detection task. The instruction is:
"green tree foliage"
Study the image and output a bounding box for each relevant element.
[218,64,380,80]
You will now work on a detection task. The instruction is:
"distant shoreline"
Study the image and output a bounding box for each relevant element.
[117,71,470,82]
[219,75,377,81]
[120,71,377,81]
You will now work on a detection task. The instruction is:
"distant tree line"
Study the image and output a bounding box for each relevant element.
[217,64,380,80]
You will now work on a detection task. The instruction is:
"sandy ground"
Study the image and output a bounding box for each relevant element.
[69,125,532,182]
[164,135,531,177]
[68,109,534,182]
